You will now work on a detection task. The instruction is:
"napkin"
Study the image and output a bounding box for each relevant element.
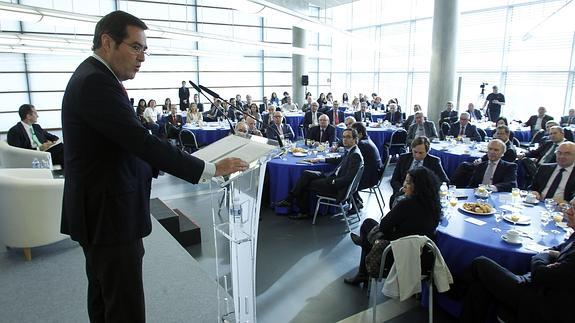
[523,243,548,253]
[464,217,486,226]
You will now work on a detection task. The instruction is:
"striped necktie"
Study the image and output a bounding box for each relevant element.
[30,125,42,148]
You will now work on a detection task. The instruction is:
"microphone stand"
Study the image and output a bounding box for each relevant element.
[198,84,284,148]
[188,80,235,135]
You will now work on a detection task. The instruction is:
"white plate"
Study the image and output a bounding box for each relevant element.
[503,214,531,225]
[501,235,522,245]
[292,152,307,157]
[458,205,496,216]
[556,222,568,228]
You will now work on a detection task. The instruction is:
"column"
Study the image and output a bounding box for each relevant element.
[292,26,307,108]
[427,0,459,124]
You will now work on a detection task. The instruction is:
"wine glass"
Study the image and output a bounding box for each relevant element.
[492,210,503,232]
[511,188,521,207]
[539,211,550,236]
[545,198,557,213]
[449,195,458,215]
[551,212,563,235]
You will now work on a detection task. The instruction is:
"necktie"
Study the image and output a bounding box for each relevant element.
[335,150,349,176]
[277,124,283,137]
[545,168,565,199]
[390,113,394,123]
[362,112,365,121]
[320,129,324,142]
[460,125,465,136]
[411,160,421,170]
[29,125,42,148]
[482,161,496,185]
[334,110,339,124]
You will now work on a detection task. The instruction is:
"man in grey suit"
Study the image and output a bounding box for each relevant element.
[406,111,438,145]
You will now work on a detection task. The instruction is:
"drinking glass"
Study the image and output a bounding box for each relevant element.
[545,198,557,213]
[449,195,458,215]
[539,211,550,236]
[551,212,563,235]
[492,210,504,232]
[511,188,521,207]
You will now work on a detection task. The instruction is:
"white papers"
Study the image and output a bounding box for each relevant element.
[464,217,487,226]
[192,134,275,167]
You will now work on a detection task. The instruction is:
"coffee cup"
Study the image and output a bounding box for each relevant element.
[505,229,521,243]
[525,193,538,203]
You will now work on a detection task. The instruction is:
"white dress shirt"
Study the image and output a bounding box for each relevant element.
[21,121,38,149]
[541,163,575,200]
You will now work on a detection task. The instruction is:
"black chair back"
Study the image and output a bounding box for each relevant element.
[564,127,574,142]
[440,122,450,140]
[179,129,198,153]
[477,127,487,141]
[341,165,364,203]
[388,129,407,156]
[530,129,545,145]
[452,162,475,188]
[512,137,521,147]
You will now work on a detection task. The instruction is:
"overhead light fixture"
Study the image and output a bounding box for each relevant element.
[0,2,328,58]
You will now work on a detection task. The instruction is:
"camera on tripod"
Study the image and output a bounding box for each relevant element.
[480,82,488,94]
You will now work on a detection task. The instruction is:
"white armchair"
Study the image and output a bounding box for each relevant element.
[0,168,66,260]
[0,140,53,169]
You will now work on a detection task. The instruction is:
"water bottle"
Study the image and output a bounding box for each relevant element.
[440,182,448,199]
[41,159,49,169]
[231,196,242,224]
[32,158,40,169]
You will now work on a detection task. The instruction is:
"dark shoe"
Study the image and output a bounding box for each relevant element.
[344,273,368,285]
[350,232,361,246]
[276,199,292,207]
[289,212,310,220]
[356,201,364,210]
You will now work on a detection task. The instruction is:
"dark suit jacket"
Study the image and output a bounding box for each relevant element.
[468,159,517,192]
[306,125,336,143]
[178,87,190,110]
[439,110,458,125]
[325,145,364,201]
[303,111,323,129]
[449,122,481,141]
[327,109,345,125]
[166,114,183,127]
[384,111,403,124]
[406,121,438,144]
[357,137,382,189]
[526,140,560,164]
[467,109,482,120]
[530,163,575,201]
[354,111,372,122]
[524,114,553,134]
[60,56,205,245]
[390,153,449,193]
[403,114,415,129]
[7,122,59,150]
[266,123,294,142]
[560,115,575,126]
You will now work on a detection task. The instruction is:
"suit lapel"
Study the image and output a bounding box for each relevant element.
[564,168,575,200]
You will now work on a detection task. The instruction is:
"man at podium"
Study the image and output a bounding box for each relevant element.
[60,11,248,322]
[277,128,364,219]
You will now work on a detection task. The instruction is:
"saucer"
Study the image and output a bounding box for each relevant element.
[501,235,522,245]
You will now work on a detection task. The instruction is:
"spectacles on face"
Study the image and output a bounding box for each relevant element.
[122,41,149,56]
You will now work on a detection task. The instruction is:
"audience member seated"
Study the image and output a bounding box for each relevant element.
[561,108,575,127]
[468,139,517,192]
[144,99,159,123]
[371,96,384,110]
[246,117,262,136]
[406,111,438,145]
[162,98,171,114]
[474,125,517,163]
[266,111,294,142]
[439,101,458,126]
[234,121,248,136]
[303,102,322,130]
[523,106,554,136]
[7,104,64,166]
[306,115,336,144]
[354,102,372,123]
[226,99,241,121]
[384,103,403,124]
[385,98,401,112]
[192,93,203,112]
[234,94,244,109]
[261,105,277,136]
[496,116,508,127]
[204,99,224,122]
[460,199,575,323]
[403,104,422,129]
[466,103,482,121]
[270,92,280,106]
[350,97,360,111]
[449,112,481,141]
[244,94,254,110]
[165,105,182,140]
[186,103,204,125]
[276,128,364,220]
[390,136,449,206]
[327,101,345,126]
[519,126,566,178]
[247,103,262,123]
[281,96,298,112]
[136,99,147,120]
[344,166,441,285]
[529,141,575,204]
[351,122,383,209]
[317,93,328,112]
[301,96,314,113]
[259,95,270,113]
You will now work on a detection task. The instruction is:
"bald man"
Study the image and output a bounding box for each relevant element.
[530,141,575,203]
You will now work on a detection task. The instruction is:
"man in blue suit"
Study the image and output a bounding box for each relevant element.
[306,115,336,144]
[266,111,294,142]
[60,11,248,322]
[468,139,517,192]
[449,112,481,141]
[327,100,345,126]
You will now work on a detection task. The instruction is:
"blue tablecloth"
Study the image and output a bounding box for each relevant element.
[284,113,305,138]
[433,188,566,317]
[266,149,337,215]
[429,142,483,178]
[336,125,402,160]
[182,123,230,146]
[479,125,531,142]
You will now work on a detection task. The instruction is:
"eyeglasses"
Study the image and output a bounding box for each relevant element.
[122,41,149,56]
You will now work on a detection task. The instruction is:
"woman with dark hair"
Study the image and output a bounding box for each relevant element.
[496,116,508,127]
[163,98,171,114]
[344,166,442,285]
[270,92,279,106]
[136,99,147,123]
[342,93,349,106]
[248,103,262,122]
[305,92,312,100]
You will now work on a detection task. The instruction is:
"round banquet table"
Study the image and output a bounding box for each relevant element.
[343,110,386,122]
[432,188,570,317]
[182,122,231,146]
[336,124,398,160]
[266,146,338,215]
[429,141,484,178]
[284,112,305,138]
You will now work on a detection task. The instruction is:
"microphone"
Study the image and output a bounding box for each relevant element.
[189,80,235,135]
[197,84,284,147]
